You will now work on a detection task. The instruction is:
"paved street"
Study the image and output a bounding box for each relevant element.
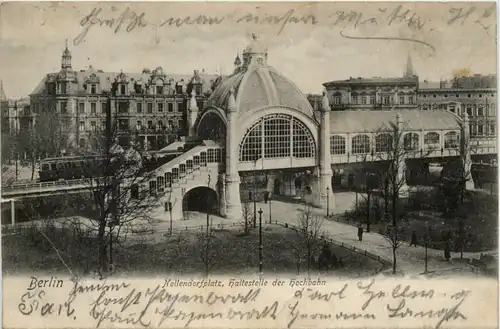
[158,195,491,278]
[253,199,493,277]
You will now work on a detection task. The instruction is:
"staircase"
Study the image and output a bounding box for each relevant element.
[150,140,225,194]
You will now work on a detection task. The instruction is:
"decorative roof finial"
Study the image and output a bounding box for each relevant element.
[321,90,330,112]
[65,38,68,50]
[189,89,198,111]
[227,87,237,112]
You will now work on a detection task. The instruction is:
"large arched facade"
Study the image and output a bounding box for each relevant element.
[238,113,316,162]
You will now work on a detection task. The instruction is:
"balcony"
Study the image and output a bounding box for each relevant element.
[134,126,179,135]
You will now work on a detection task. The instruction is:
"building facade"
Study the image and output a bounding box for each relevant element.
[418,79,497,139]
[28,45,219,154]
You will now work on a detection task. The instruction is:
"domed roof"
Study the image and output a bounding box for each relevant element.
[207,36,313,117]
[62,46,71,58]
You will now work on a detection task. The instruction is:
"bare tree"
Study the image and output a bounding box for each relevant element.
[439,117,479,259]
[197,231,218,277]
[295,203,324,276]
[360,116,437,274]
[241,199,253,235]
[72,106,166,275]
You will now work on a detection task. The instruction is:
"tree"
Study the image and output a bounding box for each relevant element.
[241,199,253,235]
[438,117,477,258]
[72,110,165,275]
[367,116,437,274]
[15,111,71,180]
[197,231,219,277]
[295,203,324,276]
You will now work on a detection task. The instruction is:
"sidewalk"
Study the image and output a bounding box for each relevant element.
[254,200,494,276]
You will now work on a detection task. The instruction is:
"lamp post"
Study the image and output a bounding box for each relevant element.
[424,220,429,274]
[258,208,263,275]
[169,202,173,235]
[253,160,257,228]
[326,186,330,218]
[268,194,272,224]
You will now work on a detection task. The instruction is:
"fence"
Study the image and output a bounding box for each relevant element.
[269,220,391,275]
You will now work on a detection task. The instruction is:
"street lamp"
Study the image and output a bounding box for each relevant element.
[326,186,330,218]
[268,194,272,224]
[424,219,429,274]
[258,208,263,275]
[253,160,257,228]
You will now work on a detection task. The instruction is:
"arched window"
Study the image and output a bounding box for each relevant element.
[375,133,393,152]
[403,133,419,150]
[444,131,460,149]
[186,160,193,173]
[198,112,226,141]
[330,135,346,155]
[351,92,359,104]
[165,172,172,187]
[193,155,200,169]
[239,114,315,161]
[207,149,215,163]
[424,132,440,146]
[352,135,370,154]
[157,176,165,189]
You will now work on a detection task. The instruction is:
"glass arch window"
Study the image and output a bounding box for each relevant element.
[330,135,346,155]
[424,132,440,145]
[197,112,226,142]
[404,133,419,150]
[444,131,460,149]
[375,133,393,153]
[352,135,370,154]
[239,114,315,161]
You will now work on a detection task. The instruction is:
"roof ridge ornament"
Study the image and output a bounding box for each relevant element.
[227,87,237,112]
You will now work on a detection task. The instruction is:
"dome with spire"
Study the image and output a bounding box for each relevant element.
[61,39,72,70]
[244,33,268,55]
[206,35,314,117]
[62,47,71,58]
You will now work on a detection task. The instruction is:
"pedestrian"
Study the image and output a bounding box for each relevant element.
[410,231,418,247]
[264,191,269,204]
[444,241,451,261]
[357,225,363,241]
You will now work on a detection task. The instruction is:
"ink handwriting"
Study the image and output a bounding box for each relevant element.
[16,277,476,329]
[73,4,494,47]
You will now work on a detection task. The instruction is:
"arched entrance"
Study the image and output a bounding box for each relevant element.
[182,186,218,215]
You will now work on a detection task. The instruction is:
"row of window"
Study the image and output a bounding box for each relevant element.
[329,131,460,155]
[421,103,497,116]
[470,124,496,136]
[333,95,414,105]
[78,118,183,132]
[118,83,203,96]
[147,149,223,195]
[56,101,190,115]
[421,93,495,99]
[49,82,204,97]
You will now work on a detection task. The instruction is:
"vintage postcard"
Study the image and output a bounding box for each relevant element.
[0,1,498,328]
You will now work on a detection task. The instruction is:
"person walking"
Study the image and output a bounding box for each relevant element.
[410,231,418,247]
[444,241,451,261]
[357,225,363,241]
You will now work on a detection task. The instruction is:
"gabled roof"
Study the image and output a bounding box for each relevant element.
[329,109,461,134]
[30,68,220,96]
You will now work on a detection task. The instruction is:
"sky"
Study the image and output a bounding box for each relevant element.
[0,2,497,99]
